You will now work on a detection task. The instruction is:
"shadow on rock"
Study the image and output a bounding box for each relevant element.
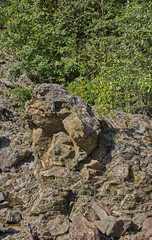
[0,136,11,149]
[0,227,20,240]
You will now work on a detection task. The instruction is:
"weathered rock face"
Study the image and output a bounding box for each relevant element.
[24,83,152,239]
[0,74,37,239]
[25,83,101,179]
[1,82,152,240]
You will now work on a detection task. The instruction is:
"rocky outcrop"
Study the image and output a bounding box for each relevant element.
[25,83,101,179]
[24,84,152,239]
[0,83,152,239]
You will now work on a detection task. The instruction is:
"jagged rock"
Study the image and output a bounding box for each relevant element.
[25,83,92,130]
[86,208,100,222]
[81,160,104,179]
[91,202,108,220]
[6,210,22,224]
[63,112,101,154]
[133,213,147,229]
[47,216,69,237]
[0,147,30,171]
[142,217,152,239]
[15,84,152,240]
[95,216,135,238]
[69,213,100,240]
[31,187,74,216]
[84,160,104,170]
[26,84,101,179]
[56,234,69,240]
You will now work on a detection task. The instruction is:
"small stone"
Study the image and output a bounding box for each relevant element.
[48,216,69,236]
[84,160,104,170]
[142,217,152,239]
[69,213,101,240]
[92,202,108,220]
[95,216,124,237]
[133,213,147,229]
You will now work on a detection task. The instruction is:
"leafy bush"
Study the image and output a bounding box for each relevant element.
[12,86,33,114]
[0,0,151,114]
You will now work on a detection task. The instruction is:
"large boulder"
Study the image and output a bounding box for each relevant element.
[25,83,101,178]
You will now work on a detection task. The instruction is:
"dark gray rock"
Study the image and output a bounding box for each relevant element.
[0,147,30,171]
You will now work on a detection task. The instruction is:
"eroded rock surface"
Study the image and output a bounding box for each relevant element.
[25,83,101,179]
[0,83,152,239]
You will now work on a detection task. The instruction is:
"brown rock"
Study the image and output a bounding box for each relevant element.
[6,210,22,224]
[92,202,108,220]
[42,131,87,169]
[40,166,69,183]
[81,168,100,180]
[26,83,101,179]
[142,217,152,239]
[81,160,104,179]
[95,216,123,237]
[69,213,100,240]
[95,216,137,238]
[86,208,100,222]
[48,216,69,237]
[84,160,104,170]
[25,83,95,132]
[63,112,101,154]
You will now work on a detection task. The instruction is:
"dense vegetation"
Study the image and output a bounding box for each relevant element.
[0,0,152,114]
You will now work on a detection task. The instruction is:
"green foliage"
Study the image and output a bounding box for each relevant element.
[12,86,33,114]
[0,0,152,114]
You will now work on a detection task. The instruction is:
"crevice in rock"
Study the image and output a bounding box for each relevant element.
[65,190,77,216]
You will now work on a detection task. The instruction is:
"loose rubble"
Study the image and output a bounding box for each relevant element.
[0,82,152,239]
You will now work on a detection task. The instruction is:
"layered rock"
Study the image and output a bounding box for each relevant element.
[25,83,101,180]
[1,82,152,239]
[24,84,152,239]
